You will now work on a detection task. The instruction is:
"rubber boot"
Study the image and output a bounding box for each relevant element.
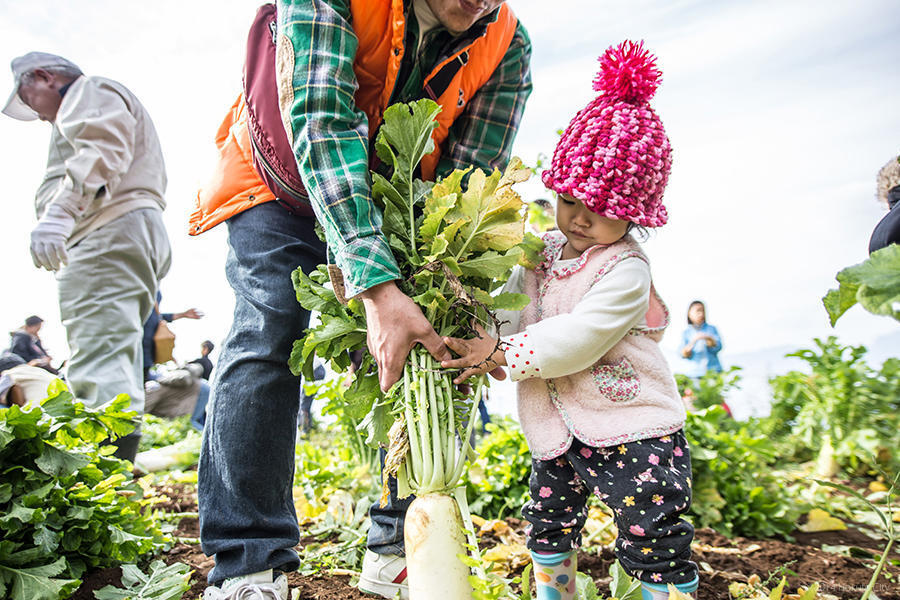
[531,550,576,600]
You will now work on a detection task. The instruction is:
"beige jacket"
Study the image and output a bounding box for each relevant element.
[36,75,166,245]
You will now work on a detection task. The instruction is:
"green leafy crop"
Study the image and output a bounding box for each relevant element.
[685,406,805,538]
[674,366,743,412]
[762,337,900,476]
[823,244,900,325]
[0,383,164,600]
[463,417,532,520]
[93,560,191,600]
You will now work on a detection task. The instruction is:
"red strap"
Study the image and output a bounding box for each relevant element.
[391,567,408,584]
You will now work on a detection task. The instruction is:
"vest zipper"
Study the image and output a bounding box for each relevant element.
[248,133,310,203]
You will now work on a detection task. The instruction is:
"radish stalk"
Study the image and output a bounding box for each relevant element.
[403,365,423,484]
[413,353,433,488]
[444,379,456,485]
[427,357,445,489]
[453,485,486,581]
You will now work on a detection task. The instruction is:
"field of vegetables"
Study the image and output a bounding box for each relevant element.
[2,334,899,600]
[2,102,899,600]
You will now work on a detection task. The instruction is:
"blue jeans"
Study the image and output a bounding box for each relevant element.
[190,380,210,431]
[198,203,326,584]
[368,450,414,555]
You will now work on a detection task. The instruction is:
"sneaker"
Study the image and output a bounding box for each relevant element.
[358,550,409,599]
[203,570,288,600]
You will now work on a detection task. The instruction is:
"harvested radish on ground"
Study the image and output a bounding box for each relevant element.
[290,99,540,598]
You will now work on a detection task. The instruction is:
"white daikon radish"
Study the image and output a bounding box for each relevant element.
[404,493,472,599]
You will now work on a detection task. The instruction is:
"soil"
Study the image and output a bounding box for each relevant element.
[71,483,900,600]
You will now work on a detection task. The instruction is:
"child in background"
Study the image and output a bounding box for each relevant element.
[442,41,698,600]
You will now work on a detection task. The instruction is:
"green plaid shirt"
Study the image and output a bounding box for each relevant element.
[277,0,532,296]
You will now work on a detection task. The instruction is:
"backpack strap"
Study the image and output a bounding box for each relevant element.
[243,3,314,216]
[423,51,469,101]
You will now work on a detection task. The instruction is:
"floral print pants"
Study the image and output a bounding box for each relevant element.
[523,431,697,585]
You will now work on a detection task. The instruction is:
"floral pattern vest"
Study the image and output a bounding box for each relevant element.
[517,231,686,460]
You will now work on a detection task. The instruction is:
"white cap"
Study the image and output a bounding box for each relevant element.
[3,52,82,121]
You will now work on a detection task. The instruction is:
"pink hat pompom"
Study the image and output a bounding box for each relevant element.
[592,40,661,104]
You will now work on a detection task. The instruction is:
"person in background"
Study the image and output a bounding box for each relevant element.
[477,386,492,435]
[871,154,900,253]
[143,362,206,420]
[528,198,558,233]
[680,300,722,380]
[3,52,172,461]
[0,353,28,407]
[142,291,204,381]
[7,315,57,374]
[189,340,215,381]
[190,373,212,432]
[0,351,62,408]
[298,360,326,435]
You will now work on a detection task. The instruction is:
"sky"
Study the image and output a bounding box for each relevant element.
[0,0,898,389]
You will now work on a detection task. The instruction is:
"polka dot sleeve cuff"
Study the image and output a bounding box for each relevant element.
[502,330,541,381]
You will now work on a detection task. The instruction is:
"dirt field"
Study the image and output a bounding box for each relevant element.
[69,482,900,600]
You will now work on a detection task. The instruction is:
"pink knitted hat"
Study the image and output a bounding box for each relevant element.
[542,40,672,227]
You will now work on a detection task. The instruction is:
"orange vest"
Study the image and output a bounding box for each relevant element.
[190,1,517,235]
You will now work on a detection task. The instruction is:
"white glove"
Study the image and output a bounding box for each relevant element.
[30,203,76,271]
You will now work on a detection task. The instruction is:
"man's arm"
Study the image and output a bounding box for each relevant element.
[276,0,400,297]
[436,22,533,177]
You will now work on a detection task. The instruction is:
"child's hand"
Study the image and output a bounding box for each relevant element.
[441,323,508,384]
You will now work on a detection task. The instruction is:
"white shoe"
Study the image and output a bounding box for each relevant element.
[358,550,409,599]
[203,570,288,600]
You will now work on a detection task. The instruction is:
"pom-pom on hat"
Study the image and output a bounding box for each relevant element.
[542,40,672,227]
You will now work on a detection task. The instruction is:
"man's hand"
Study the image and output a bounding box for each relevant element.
[359,281,451,391]
[30,203,76,271]
[441,323,508,385]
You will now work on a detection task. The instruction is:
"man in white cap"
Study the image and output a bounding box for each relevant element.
[3,52,172,460]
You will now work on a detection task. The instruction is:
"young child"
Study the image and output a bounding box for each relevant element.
[442,41,699,600]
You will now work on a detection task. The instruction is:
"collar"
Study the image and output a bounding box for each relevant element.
[58,76,79,98]
[888,185,900,210]
[537,230,624,279]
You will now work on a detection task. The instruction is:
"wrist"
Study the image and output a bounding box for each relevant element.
[491,346,507,368]
[41,202,77,222]
[358,280,399,305]
[502,331,540,380]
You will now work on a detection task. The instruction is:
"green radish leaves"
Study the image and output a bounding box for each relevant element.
[0,388,164,600]
[0,557,79,600]
[375,100,441,186]
[823,244,900,326]
[93,560,191,600]
[289,265,367,380]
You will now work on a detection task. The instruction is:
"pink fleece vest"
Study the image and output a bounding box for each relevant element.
[516,231,686,460]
